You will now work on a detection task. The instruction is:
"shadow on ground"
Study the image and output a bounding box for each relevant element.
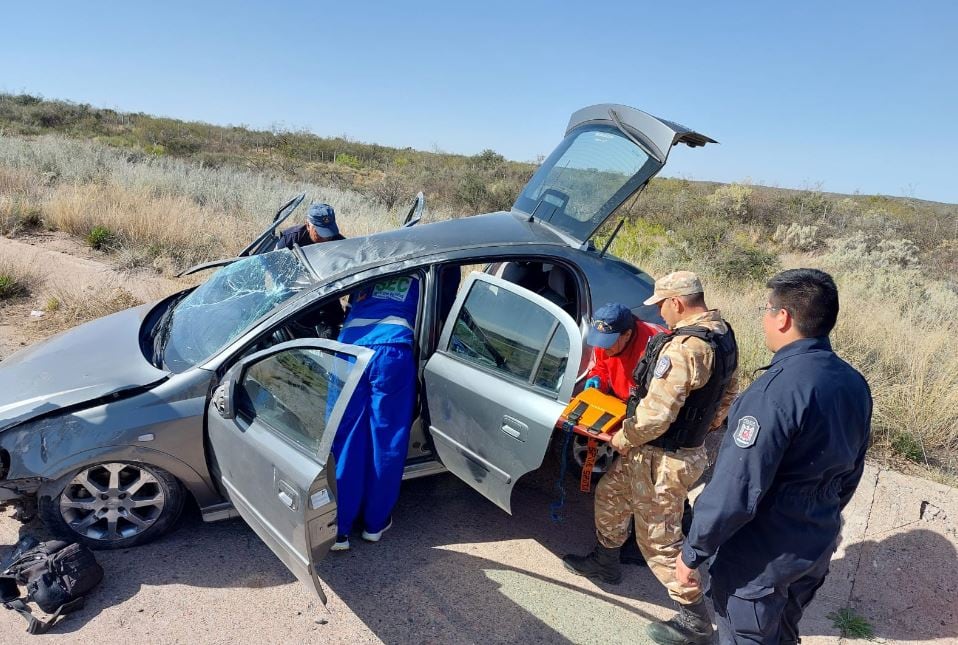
[3,449,955,643]
[833,529,958,642]
[1,449,670,641]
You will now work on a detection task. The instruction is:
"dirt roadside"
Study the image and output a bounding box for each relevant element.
[0,235,955,644]
[0,233,188,355]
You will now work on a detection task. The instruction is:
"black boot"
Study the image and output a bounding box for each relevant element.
[646,599,714,645]
[619,538,648,566]
[562,545,623,584]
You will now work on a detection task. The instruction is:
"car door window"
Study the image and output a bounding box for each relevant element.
[235,347,352,453]
[446,279,570,393]
[533,326,570,391]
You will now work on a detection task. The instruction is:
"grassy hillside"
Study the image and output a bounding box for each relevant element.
[0,93,956,482]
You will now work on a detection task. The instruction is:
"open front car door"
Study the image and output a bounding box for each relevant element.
[178,193,307,276]
[423,273,583,513]
[206,338,374,604]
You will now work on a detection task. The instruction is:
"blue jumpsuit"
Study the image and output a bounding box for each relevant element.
[682,337,872,644]
[332,276,419,537]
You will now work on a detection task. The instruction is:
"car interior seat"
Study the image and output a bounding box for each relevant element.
[539,265,576,316]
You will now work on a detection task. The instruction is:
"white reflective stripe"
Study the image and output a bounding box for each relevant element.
[341,315,414,331]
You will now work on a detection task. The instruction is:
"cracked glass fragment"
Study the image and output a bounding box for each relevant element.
[162,250,310,372]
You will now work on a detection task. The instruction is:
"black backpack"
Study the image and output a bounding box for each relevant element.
[1,536,104,634]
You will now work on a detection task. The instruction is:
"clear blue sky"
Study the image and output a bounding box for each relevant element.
[2,1,956,203]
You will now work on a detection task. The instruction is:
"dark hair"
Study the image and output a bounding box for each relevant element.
[679,292,707,309]
[766,268,839,338]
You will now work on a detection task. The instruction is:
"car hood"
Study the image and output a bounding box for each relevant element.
[0,304,170,432]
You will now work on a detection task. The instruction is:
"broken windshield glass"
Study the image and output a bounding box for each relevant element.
[161,250,311,372]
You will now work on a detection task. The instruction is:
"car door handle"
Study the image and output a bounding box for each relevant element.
[501,416,527,441]
[277,480,299,510]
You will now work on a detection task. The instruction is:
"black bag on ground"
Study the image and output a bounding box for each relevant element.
[1,536,104,634]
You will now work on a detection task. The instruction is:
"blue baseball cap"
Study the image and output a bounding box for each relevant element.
[585,303,635,349]
[306,203,339,237]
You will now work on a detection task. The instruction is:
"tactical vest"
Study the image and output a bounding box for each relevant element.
[627,323,738,452]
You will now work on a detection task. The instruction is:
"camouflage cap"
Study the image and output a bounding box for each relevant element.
[642,271,704,305]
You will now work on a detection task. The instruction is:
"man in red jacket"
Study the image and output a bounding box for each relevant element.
[584,302,665,399]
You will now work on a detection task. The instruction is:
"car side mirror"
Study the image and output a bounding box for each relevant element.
[212,381,236,419]
[213,364,244,420]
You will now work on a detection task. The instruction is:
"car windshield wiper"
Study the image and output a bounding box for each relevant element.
[151,294,186,369]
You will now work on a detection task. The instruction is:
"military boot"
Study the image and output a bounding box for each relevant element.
[619,538,647,567]
[562,545,622,584]
[646,599,714,645]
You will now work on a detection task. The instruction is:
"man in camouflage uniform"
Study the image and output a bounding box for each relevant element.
[563,271,739,645]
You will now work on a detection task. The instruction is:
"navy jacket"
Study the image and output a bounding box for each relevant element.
[276,224,344,250]
[682,337,872,597]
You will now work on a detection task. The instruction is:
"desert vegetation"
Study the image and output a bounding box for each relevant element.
[0,93,956,480]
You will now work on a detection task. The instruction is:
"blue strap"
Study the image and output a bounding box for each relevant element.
[550,421,575,522]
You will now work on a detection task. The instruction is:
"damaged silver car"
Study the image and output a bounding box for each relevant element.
[0,104,714,603]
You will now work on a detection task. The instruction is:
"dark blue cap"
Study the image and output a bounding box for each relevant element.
[306,203,338,237]
[585,302,634,348]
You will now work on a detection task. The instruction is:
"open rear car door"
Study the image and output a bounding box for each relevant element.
[423,273,583,512]
[206,338,373,604]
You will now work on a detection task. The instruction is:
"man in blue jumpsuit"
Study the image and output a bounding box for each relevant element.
[330,274,419,551]
[671,269,872,644]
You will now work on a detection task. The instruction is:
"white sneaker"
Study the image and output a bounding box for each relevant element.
[361,519,393,542]
[330,536,350,551]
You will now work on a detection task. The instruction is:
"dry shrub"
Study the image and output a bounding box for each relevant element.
[42,281,143,326]
[0,259,43,299]
[42,183,260,267]
[827,269,958,465]
[0,166,44,234]
[624,245,958,477]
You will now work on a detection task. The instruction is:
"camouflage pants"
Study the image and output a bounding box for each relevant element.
[594,443,708,604]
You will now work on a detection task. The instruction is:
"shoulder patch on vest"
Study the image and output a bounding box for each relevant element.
[653,355,671,379]
[733,415,760,448]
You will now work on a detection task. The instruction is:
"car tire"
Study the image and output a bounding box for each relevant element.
[39,461,185,550]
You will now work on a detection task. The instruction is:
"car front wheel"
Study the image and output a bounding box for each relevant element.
[39,462,184,549]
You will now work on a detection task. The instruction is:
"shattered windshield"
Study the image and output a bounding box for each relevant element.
[159,250,310,372]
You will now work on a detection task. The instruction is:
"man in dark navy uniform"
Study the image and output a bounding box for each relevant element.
[277,203,347,337]
[276,202,345,250]
[671,269,872,645]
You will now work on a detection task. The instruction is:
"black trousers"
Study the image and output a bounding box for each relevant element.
[710,556,830,644]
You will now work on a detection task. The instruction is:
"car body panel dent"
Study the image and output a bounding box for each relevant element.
[0,304,169,432]
[301,212,559,282]
[0,370,221,508]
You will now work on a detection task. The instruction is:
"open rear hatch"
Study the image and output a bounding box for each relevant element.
[512,104,716,246]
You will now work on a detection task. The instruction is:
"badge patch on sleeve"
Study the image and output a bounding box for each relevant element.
[733,415,760,448]
[653,355,671,379]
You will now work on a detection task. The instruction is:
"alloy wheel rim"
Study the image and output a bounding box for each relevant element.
[59,463,166,542]
[571,435,615,473]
